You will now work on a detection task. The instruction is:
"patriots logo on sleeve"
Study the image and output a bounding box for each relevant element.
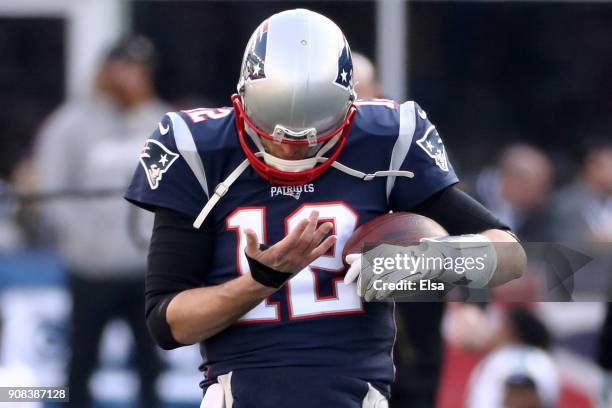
[416,126,449,172]
[139,139,179,189]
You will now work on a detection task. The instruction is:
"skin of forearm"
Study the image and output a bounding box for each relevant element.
[482,228,526,287]
[166,273,276,344]
[165,211,334,345]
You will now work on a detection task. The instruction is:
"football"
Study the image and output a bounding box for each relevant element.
[342,212,448,261]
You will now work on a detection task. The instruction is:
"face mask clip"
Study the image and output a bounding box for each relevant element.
[272,127,284,144]
[305,130,318,147]
[271,124,319,146]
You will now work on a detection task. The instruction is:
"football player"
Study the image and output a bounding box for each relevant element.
[125,9,525,407]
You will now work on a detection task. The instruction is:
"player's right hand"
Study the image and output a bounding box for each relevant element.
[244,210,336,274]
[344,242,444,301]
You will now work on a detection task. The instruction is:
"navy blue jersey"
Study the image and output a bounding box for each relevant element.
[125,100,458,396]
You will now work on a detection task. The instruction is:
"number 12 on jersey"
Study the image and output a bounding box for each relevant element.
[226,202,363,322]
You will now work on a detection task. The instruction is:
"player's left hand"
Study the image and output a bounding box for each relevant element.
[343,241,444,301]
[245,210,336,275]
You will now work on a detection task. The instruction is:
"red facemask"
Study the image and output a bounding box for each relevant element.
[232,94,357,186]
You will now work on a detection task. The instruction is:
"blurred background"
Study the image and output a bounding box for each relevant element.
[0,0,611,407]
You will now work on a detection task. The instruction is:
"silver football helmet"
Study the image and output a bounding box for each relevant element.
[193,10,416,228]
[233,9,357,185]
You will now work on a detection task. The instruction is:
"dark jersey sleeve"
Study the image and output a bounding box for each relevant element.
[124,113,209,218]
[146,207,215,349]
[410,185,510,235]
[388,102,459,210]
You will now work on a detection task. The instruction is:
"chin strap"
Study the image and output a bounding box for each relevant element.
[193,155,415,229]
[193,158,252,228]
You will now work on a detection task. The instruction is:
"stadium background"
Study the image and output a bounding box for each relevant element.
[0,0,611,407]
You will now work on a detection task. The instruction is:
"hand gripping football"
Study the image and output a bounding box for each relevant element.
[342,212,448,263]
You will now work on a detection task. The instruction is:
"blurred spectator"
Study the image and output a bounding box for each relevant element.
[9,157,45,248]
[549,142,612,404]
[465,308,559,408]
[0,179,24,252]
[32,36,169,408]
[553,142,612,243]
[444,304,495,352]
[473,144,554,241]
[352,52,383,99]
[503,375,544,408]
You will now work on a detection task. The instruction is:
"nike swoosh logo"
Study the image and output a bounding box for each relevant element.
[159,122,170,135]
[418,109,427,120]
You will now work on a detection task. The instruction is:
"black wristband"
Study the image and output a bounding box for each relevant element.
[246,245,291,288]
